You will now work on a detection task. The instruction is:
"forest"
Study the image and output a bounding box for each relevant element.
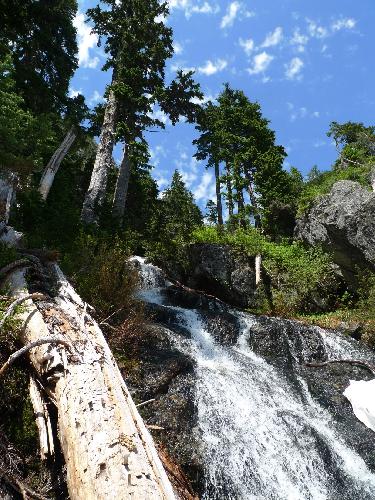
[1,1,375,499]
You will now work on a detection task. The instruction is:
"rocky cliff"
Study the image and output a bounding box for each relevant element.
[295,180,375,285]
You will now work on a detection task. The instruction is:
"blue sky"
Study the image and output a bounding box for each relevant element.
[71,0,375,207]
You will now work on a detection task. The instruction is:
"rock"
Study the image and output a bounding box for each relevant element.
[186,243,257,309]
[295,180,375,285]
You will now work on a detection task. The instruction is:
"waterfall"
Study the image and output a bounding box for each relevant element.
[133,258,375,500]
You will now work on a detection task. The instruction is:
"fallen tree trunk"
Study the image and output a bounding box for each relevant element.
[3,255,176,499]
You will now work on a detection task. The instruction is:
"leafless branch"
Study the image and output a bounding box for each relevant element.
[0,293,46,330]
[0,337,72,378]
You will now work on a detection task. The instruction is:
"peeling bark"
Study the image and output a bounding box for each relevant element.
[4,264,176,500]
[81,89,118,225]
[0,173,16,224]
[39,127,77,201]
[112,144,131,224]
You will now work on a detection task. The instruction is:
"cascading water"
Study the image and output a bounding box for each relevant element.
[132,257,375,500]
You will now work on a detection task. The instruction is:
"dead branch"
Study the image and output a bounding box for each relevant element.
[306,359,375,375]
[0,259,34,279]
[0,337,72,378]
[0,465,50,500]
[136,398,156,408]
[0,293,46,330]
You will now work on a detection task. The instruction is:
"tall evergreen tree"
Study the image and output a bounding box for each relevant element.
[81,0,202,225]
[194,84,288,229]
[0,0,78,114]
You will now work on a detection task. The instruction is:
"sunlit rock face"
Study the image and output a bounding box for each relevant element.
[295,180,375,286]
[126,258,375,500]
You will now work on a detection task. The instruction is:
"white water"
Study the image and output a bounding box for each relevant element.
[135,259,375,499]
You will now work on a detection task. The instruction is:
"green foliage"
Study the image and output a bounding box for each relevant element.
[146,170,203,268]
[0,0,78,114]
[192,226,334,314]
[194,84,291,231]
[297,162,373,216]
[62,233,137,318]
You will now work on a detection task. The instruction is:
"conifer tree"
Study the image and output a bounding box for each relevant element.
[81,0,202,225]
[0,0,78,114]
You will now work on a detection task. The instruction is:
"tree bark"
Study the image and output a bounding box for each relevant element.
[3,257,176,499]
[81,88,118,225]
[255,254,262,286]
[112,144,131,224]
[39,127,77,201]
[214,163,223,226]
[0,173,16,224]
[245,170,261,228]
[225,163,234,217]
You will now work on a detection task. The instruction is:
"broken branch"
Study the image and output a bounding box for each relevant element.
[0,336,72,378]
[0,293,46,330]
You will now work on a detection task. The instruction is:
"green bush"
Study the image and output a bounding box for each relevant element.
[192,226,334,314]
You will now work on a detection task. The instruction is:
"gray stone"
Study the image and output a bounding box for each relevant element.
[295,180,375,284]
[186,243,257,309]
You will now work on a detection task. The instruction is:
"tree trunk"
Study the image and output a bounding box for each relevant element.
[81,88,118,225]
[245,171,261,228]
[255,254,262,286]
[0,173,16,224]
[225,163,234,217]
[39,127,77,201]
[2,242,176,499]
[214,163,223,226]
[112,144,131,224]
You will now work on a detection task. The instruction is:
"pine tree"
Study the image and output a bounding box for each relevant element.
[81,0,202,225]
[0,0,78,114]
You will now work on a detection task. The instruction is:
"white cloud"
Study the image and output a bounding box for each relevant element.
[285,57,304,80]
[220,1,254,29]
[150,145,167,167]
[290,29,309,52]
[239,38,255,55]
[191,93,218,104]
[173,41,184,55]
[190,1,219,15]
[247,52,274,75]
[88,90,102,106]
[198,59,228,76]
[73,12,100,68]
[306,19,329,39]
[148,109,171,126]
[312,111,320,118]
[168,0,220,19]
[69,87,82,98]
[261,27,283,48]
[193,172,216,202]
[331,18,357,32]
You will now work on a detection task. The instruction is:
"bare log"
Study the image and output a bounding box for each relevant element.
[81,88,118,225]
[0,259,33,280]
[0,293,45,330]
[0,336,72,378]
[29,376,55,460]
[39,127,77,201]
[4,265,176,499]
[306,359,375,375]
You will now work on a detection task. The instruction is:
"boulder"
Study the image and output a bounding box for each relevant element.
[186,243,257,309]
[295,180,375,285]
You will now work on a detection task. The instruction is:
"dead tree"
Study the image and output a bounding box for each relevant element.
[1,231,176,499]
[39,127,77,201]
